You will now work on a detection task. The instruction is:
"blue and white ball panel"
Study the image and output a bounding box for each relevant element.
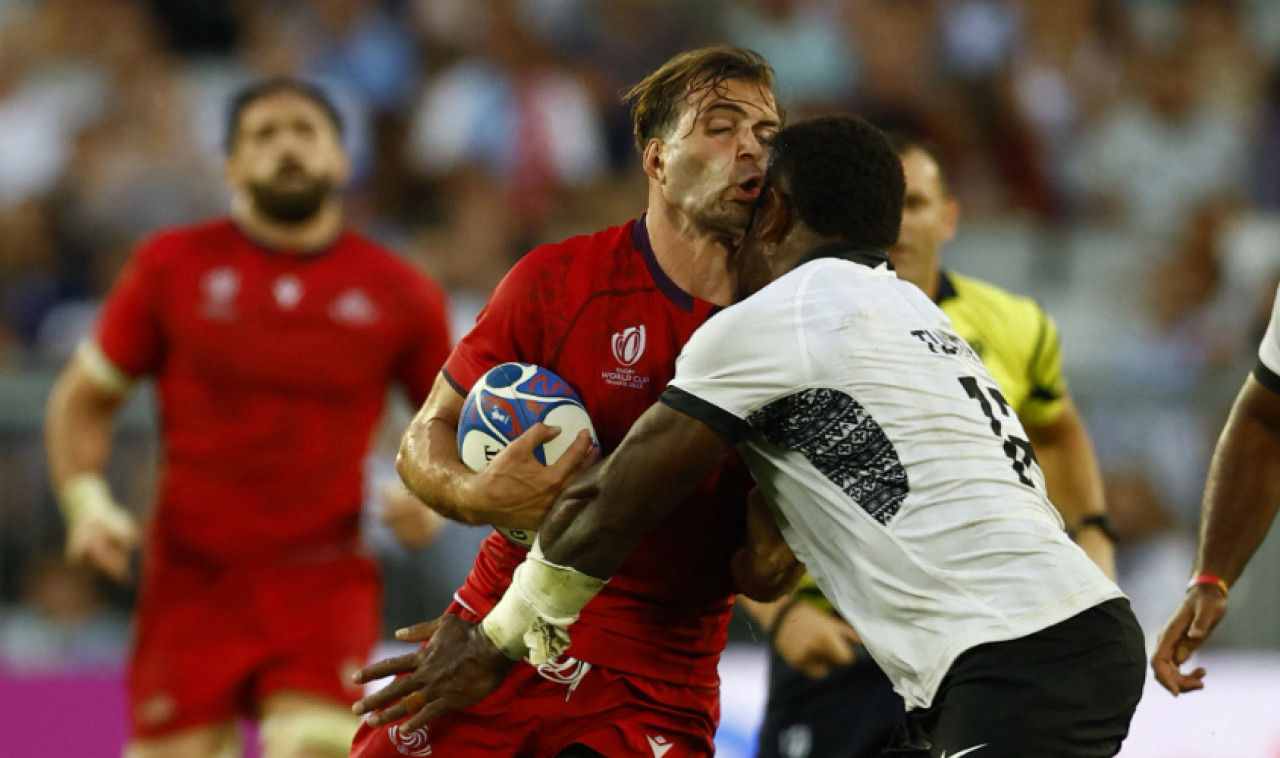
[457,362,597,547]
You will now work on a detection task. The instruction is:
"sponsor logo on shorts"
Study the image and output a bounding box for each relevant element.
[389,723,432,756]
[778,724,812,758]
[941,745,988,758]
[646,734,673,758]
[136,692,177,727]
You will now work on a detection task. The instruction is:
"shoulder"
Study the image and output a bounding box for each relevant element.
[131,218,236,269]
[944,271,1060,364]
[338,231,450,307]
[504,219,637,289]
[946,272,1051,326]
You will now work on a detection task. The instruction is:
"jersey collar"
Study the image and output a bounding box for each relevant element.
[797,241,893,270]
[632,213,702,313]
[936,271,958,304]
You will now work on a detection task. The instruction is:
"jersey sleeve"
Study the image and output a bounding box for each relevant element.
[394,271,454,407]
[663,298,801,445]
[93,237,168,378]
[442,254,544,396]
[1018,306,1069,427]
[1255,282,1280,394]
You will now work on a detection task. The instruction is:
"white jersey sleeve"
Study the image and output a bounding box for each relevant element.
[1256,281,1280,393]
[661,291,805,443]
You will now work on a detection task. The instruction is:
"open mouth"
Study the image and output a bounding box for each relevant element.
[733,174,763,201]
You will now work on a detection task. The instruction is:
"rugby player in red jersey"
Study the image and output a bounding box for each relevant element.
[348,46,786,758]
[44,79,453,758]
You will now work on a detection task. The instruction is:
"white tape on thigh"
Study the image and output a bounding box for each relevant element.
[259,707,359,758]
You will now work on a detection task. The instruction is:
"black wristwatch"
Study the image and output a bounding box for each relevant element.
[1069,513,1120,544]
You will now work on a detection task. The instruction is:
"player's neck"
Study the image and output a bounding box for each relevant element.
[231,199,344,254]
[644,208,736,307]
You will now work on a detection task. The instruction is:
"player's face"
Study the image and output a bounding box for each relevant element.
[226,93,350,223]
[651,78,780,241]
[890,148,957,294]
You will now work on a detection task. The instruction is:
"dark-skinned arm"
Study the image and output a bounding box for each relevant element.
[1152,373,1280,695]
[353,401,734,731]
[537,402,735,575]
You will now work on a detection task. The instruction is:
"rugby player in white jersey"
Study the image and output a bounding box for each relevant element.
[351,116,1146,757]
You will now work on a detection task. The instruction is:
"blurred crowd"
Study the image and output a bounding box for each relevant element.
[5,0,1280,670]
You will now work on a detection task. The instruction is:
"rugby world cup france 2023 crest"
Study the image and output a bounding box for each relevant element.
[457,363,598,547]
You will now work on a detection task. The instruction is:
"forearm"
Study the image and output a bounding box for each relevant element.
[738,595,794,629]
[397,412,486,525]
[537,457,674,580]
[481,403,731,661]
[1195,385,1280,585]
[1030,411,1106,527]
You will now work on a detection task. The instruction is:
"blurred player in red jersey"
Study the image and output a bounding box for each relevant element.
[348,46,786,758]
[44,79,453,758]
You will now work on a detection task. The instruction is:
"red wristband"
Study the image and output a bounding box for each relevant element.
[1189,573,1229,599]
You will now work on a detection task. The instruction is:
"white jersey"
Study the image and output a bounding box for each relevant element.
[1257,281,1280,390]
[663,244,1123,710]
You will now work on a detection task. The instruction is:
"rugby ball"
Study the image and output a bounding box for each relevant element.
[457,362,598,547]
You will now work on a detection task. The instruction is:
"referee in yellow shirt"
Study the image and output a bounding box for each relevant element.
[742,133,1119,758]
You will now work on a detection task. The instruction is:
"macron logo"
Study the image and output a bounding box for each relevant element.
[941,745,988,758]
[647,734,673,758]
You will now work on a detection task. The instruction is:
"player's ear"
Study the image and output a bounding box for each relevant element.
[642,139,665,182]
[941,196,959,244]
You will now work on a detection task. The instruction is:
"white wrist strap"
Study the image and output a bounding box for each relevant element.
[480,542,606,663]
[58,473,133,532]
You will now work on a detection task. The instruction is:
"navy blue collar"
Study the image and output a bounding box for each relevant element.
[936,271,957,304]
[632,213,698,312]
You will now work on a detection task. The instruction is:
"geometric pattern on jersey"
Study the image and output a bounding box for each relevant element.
[747,387,908,525]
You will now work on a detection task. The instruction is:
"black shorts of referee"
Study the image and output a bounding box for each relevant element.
[882,597,1145,757]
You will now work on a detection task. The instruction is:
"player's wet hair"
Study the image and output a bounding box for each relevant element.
[225,78,344,154]
[622,45,780,152]
[767,115,905,249]
[884,130,951,195]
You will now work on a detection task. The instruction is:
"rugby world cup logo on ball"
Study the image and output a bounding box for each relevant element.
[457,363,598,547]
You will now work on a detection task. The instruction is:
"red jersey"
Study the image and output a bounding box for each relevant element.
[94,218,451,564]
[444,217,751,689]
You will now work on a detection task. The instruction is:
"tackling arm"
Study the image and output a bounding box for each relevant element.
[1025,397,1115,577]
[351,401,735,728]
[536,402,733,575]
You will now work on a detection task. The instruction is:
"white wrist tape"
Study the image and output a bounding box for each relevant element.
[58,473,134,534]
[480,542,607,664]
